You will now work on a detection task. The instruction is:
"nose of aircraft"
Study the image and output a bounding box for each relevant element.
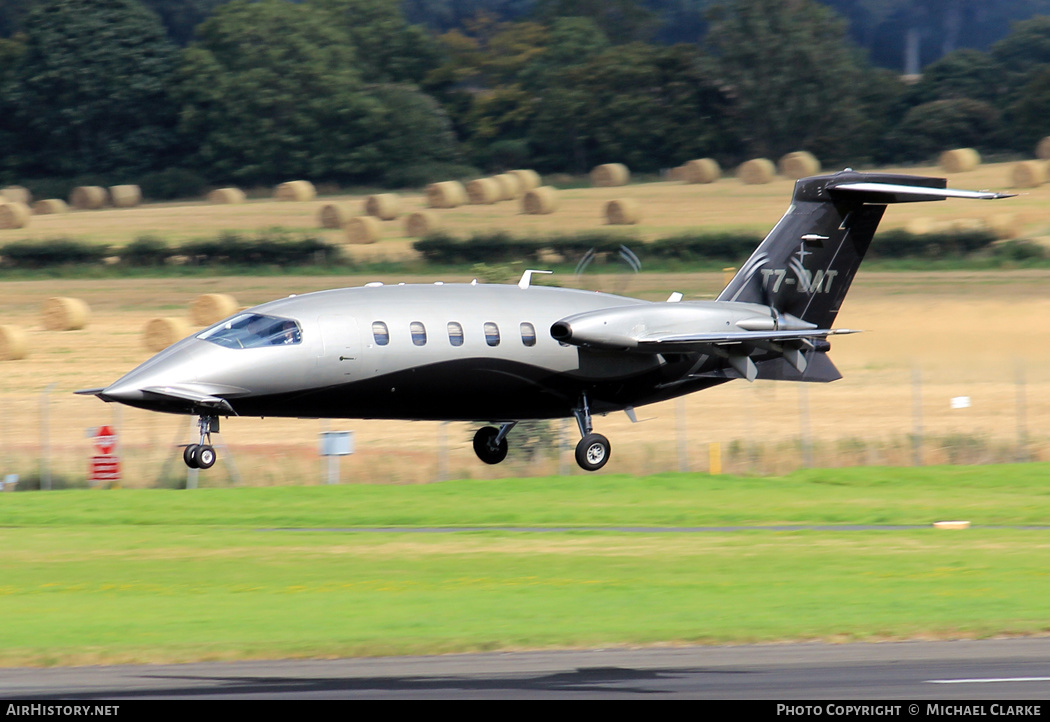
[97,337,210,405]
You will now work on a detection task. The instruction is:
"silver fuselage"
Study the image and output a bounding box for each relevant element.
[97,282,792,421]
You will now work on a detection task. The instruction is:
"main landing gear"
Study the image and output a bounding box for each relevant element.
[471,394,612,472]
[183,415,219,469]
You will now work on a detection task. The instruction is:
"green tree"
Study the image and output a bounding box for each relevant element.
[2,0,180,179]
[704,0,871,163]
[909,48,1007,104]
[883,98,1002,161]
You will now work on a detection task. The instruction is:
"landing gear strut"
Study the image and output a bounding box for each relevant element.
[183,415,219,469]
[473,422,516,465]
[573,393,610,472]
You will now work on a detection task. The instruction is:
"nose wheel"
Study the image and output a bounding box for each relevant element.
[184,415,219,469]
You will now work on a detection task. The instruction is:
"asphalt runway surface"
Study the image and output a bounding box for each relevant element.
[4,639,1050,700]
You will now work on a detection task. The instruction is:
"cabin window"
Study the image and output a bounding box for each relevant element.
[197,313,302,349]
[410,321,427,346]
[372,321,389,346]
[484,322,500,347]
[447,322,464,347]
[520,322,537,347]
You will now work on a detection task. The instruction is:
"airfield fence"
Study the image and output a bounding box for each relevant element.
[1,360,1045,490]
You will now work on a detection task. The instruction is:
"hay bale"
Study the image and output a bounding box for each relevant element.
[364,193,400,220]
[590,163,630,187]
[987,213,1021,240]
[273,180,316,201]
[190,293,238,326]
[509,169,541,191]
[0,202,30,229]
[70,186,107,209]
[346,216,381,244]
[738,158,776,184]
[1037,137,1050,160]
[1010,160,1046,188]
[491,173,522,200]
[143,317,191,352]
[318,204,348,229]
[522,186,559,215]
[939,148,980,173]
[605,199,641,225]
[32,199,68,215]
[42,297,90,331]
[684,158,721,184]
[404,211,439,237]
[466,178,500,205]
[683,159,718,183]
[207,187,246,204]
[426,181,467,209]
[0,186,30,204]
[778,151,821,179]
[0,325,27,360]
[109,184,141,208]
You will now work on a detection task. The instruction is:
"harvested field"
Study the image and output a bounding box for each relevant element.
[0,270,1043,488]
[3,161,1048,261]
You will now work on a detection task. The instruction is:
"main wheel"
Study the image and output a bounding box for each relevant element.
[473,426,508,465]
[575,433,611,471]
[183,444,200,469]
[193,444,217,469]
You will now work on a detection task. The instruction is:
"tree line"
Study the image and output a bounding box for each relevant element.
[3,0,1050,197]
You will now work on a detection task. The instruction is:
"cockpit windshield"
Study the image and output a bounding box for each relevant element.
[197,313,302,349]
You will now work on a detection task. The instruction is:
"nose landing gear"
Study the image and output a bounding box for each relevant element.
[183,415,219,469]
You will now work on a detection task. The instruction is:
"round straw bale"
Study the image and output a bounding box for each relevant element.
[190,293,238,326]
[207,187,246,204]
[32,199,68,215]
[778,151,821,179]
[1037,137,1050,160]
[522,186,559,215]
[273,180,316,201]
[939,148,980,173]
[466,178,500,205]
[364,193,400,220]
[318,204,348,229]
[109,184,142,208]
[509,169,541,191]
[346,216,381,244]
[1010,160,1046,188]
[590,163,630,187]
[491,173,522,200]
[0,202,30,229]
[42,297,90,331]
[143,317,191,352]
[404,211,439,237]
[0,186,30,204]
[684,158,721,184]
[70,186,107,209]
[987,213,1021,240]
[605,199,641,225]
[737,158,776,184]
[426,181,467,209]
[0,325,27,360]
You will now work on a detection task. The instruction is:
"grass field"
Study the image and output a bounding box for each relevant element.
[2,465,1050,666]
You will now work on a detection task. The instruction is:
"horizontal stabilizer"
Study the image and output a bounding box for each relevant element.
[830,182,1015,203]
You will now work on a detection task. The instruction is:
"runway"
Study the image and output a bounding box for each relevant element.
[4,639,1050,700]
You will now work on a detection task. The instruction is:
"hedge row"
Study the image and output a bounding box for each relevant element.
[0,232,341,269]
[413,229,1018,265]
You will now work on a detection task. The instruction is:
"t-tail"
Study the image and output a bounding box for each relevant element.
[717,169,1012,329]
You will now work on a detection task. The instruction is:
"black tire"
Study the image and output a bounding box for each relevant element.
[473,426,508,465]
[183,444,200,469]
[194,444,217,470]
[575,433,611,472]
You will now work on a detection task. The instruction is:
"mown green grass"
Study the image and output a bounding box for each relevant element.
[2,464,1050,666]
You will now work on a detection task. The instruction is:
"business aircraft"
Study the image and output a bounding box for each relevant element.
[78,170,1011,471]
